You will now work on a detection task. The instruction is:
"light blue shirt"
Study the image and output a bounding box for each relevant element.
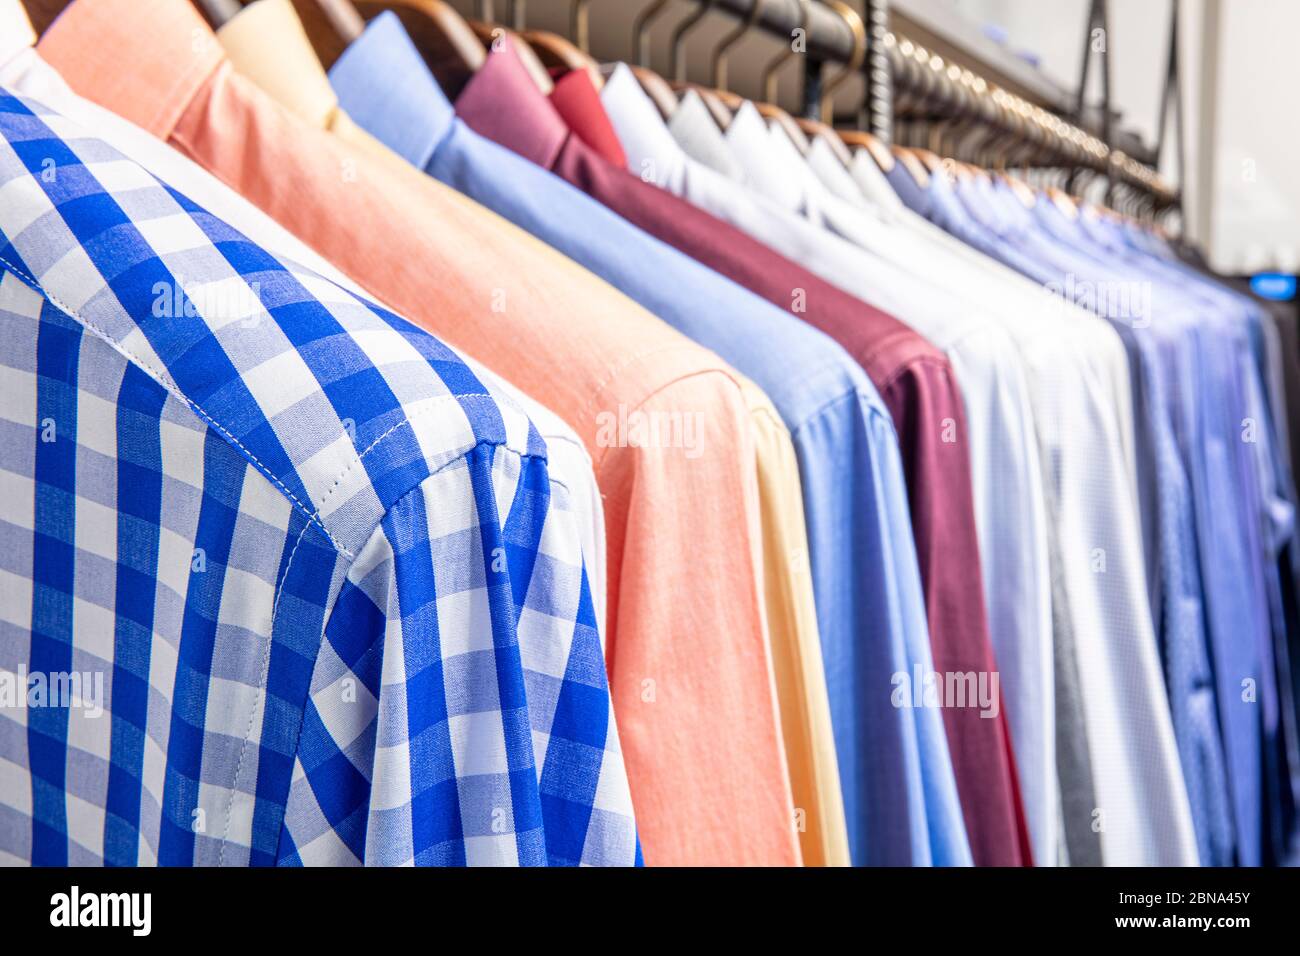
[946,172,1285,866]
[330,12,972,866]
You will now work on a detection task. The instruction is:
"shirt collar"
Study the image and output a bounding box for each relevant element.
[806,136,871,211]
[454,39,566,169]
[38,0,224,141]
[848,149,906,216]
[717,102,806,212]
[667,90,742,181]
[598,62,686,184]
[328,11,451,169]
[549,67,626,169]
[217,0,339,132]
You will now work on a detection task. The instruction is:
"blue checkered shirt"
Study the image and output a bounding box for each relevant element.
[0,89,638,866]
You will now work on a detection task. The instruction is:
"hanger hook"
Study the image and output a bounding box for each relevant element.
[633,0,671,68]
[671,0,715,84]
[711,0,766,91]
[820,0,866,124]
[572,0,592,52]
[760,0,808,103]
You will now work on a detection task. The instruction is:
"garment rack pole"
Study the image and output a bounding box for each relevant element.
[860,0,893,144]
[684,0,1169,204]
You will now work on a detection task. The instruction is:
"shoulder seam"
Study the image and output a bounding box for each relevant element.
[0,257,531,561]
[0,254,349,553]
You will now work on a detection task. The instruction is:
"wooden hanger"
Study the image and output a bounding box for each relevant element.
[998,172,1038,209]
[912,147,946,176]
[839,130,895,173]
[796,117,851,168]
[243,0,364,69]
[25,0,238,33]
[300,0,363,66]
[351,0,484,98]
[526,29,601,89]
[522,0,601,91]
[1046,184,1080,221]
[671,81,733,130]
[468,20,553,93]
[891,144,931,188]
[910,144,975,184]
[628,64,678,122]
[17,0,56,35]
[751,102,807,154]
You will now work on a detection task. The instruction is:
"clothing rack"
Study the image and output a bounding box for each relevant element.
[691,0,1180,215]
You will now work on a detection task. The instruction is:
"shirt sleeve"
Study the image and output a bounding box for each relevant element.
[796,392,971,865]
[596,371,801,866]
[744,389,850,868]
[881,356,1035,866]
[277,443,638,866]
[945,328,1058,867]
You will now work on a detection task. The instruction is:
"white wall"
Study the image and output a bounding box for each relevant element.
[1212,0,1299,274]
[949,0,1297,273]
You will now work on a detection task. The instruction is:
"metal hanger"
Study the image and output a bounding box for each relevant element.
[669,0,712,84]
[522,0,602,90]
[200,0,242,27]
[709,0,762,90]
[633,0,670,68]
[839,129,895,173]
[816,0,864,124]
[673,0,765,133]
[666,1,732,127]
[626,0,679,119]
[760,0,806,104]
[735,0,819,154]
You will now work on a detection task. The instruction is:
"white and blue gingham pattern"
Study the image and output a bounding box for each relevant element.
[0,89,637,866]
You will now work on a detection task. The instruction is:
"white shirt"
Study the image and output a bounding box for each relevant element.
[802,119,1199,867]
[0,39,609,635]
[661,85,1062,868]
[604,64,1195,865]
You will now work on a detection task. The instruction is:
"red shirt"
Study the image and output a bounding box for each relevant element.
[454,45,1032,865]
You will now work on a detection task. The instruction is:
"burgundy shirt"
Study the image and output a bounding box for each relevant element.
[455,46,1032,867]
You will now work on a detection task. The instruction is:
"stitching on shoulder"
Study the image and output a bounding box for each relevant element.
[2,259,547,563]
[310,392,496,519]
[0,254,348,554]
